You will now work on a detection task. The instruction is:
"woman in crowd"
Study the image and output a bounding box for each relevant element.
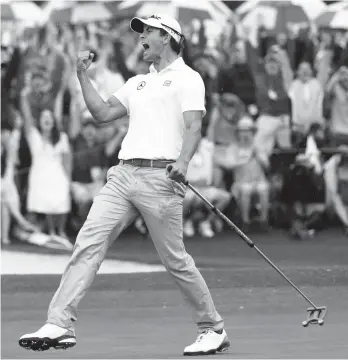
[1,112,38,245]
[20,85,72,239]
[326,66,348,147]
[288,61,324,142]
[216,117,270,232]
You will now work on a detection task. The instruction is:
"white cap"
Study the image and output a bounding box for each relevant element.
[130,15,182,44]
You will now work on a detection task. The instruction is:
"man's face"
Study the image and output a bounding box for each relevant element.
[140,25,166,62]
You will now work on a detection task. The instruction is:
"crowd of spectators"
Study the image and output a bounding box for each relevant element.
[1,13,348,248]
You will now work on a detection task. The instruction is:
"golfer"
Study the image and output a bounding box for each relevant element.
[19,15,229,356]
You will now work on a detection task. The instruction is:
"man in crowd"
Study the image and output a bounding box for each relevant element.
[253,47,293,159]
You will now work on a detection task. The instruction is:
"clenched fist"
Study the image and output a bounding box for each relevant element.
[76,51,94,73]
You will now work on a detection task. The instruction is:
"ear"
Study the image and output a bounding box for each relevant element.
[162,32,171,45]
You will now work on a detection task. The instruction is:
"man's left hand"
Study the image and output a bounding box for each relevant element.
[166,162,188,184]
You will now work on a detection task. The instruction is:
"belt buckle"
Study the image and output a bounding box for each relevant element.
[150,160,154,168]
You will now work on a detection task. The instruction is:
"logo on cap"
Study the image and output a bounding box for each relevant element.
[137,81,146,90]
[163,80,172,87]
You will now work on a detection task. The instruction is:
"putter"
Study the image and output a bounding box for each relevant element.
[171,169,327,327]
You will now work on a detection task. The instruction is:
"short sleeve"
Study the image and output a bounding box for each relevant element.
[111,78,135,114]
[178,72,206,117]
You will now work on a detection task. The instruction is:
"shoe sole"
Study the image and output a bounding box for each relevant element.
[183,340,230,356]
[19,336,76,352]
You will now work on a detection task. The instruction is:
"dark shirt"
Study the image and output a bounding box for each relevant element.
[217,63,256,106]
[254,72,290,116]
[71,135,108,183]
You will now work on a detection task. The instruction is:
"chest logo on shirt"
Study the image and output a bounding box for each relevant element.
[163,80,172,87]
[137,81,146,90]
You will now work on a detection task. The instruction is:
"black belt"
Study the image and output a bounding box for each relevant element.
[119,159,175,168]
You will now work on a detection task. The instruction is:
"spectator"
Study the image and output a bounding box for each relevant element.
[315,32,334,87]
[209,93,247,190]
[324,147,348,234]
[254,47,293,158]
[281,123,327,239]
[332,31,348,70]
[216,40,257,112]
[326,66,348,146]
[216,117,270,231]
[20,87,72,238]
[71,117,108,229]
[211,93,245,147]
[293,28,316,70]
[288,61,324,138]
[1,115,38,245]
[183,127,231,238]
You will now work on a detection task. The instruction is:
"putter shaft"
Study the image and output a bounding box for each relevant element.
[187,183,319,310]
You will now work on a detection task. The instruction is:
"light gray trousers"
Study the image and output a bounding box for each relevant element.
[47,164,224,333]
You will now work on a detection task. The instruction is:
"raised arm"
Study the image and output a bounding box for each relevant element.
[19,86,35,137]
[76,52,128,124]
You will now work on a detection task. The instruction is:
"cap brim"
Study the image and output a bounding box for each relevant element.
[130,17,161,34]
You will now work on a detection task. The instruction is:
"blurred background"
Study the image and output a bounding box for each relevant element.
[1,0,348,250]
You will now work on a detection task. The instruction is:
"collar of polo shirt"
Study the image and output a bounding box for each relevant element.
[130,15,182,44]
[149,57,185,73]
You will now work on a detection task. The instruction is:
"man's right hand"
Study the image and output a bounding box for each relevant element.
[76,52,94,73]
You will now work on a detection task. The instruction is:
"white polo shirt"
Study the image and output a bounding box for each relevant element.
[112,57,206,160]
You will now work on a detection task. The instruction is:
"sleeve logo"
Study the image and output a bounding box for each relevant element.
[163,80,172,87]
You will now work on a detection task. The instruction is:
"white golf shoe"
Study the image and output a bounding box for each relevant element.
[19,323,76,351]
[183,329,230,356]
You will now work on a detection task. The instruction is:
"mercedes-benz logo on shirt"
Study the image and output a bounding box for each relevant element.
[137,81,146,90]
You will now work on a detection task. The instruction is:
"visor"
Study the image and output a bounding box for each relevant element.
[130,15,182,44]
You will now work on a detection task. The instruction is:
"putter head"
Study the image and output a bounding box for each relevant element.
[302,306,327,327]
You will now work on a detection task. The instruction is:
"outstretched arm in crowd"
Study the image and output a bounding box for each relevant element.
[77,52,127,124]
[19,84,35,137]
[275,48,294,92]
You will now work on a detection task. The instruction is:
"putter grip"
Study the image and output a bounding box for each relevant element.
[167,165,188,185]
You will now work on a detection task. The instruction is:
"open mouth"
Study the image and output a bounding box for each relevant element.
[142,43,150,51]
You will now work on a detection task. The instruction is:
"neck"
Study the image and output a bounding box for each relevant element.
[152,51,179,72]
